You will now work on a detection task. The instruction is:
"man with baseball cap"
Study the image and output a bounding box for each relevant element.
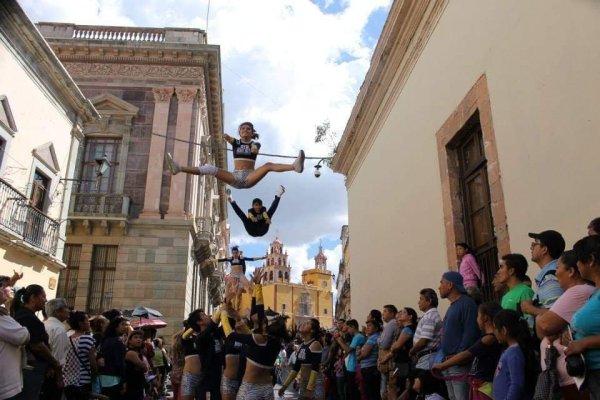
[520,230,566,316]
[438,271,479,400]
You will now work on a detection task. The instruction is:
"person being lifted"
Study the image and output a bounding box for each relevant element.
[227,185,285,237]
[166,122,305,189]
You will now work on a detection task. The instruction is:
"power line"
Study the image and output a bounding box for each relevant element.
[151,132,330,160]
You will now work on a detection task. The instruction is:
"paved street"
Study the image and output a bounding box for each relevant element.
[274,384,299,399]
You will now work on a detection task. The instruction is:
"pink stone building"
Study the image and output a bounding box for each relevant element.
[37,23,229,339]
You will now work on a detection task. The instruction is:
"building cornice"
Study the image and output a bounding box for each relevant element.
[0,1,98,125]
[331,0,447,186]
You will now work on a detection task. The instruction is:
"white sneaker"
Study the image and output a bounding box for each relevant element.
[276,185,285,197]
[226,188,233,202]
[165,152,180,174]
[293,150,305,173]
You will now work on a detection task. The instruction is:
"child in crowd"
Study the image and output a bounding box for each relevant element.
[432,301,503,400]
[493,309,533,400]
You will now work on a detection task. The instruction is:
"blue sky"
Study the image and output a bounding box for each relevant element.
[19,0,392,286]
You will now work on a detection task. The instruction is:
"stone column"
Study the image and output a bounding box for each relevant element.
[141,87,172,217]
[167,87,197,218]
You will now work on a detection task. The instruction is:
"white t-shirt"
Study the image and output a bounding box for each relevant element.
[0,315,30,399]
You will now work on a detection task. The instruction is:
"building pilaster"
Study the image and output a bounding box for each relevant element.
[140,87,172,217]
[167,87,197,217]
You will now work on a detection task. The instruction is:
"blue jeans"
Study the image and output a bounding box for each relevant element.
[21,360,48,400]
[442,364,470,400]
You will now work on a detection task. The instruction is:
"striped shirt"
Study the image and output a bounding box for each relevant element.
[534,259,564,308]
[64,333,96,386]
[413,307,442,351]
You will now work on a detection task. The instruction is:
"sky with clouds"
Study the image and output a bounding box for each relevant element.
[19,0,391,286]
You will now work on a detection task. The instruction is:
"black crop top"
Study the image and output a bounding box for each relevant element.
[227,333,281,369]
[182,334,198,357]
[232,139,261,161]
[225,334,244,356]
[293,339,322,372]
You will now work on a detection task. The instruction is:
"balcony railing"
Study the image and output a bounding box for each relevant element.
[70,193,130,217]
[73,27,166,42]
[0,178,59,255]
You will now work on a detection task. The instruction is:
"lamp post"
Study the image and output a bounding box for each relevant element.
[313,158,331,178]
[60,153,112,191]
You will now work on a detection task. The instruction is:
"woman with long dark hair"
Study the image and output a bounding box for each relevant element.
[166,121,305,189]
[565,235,600,399]
[381,307,418,399]
[280,318,325,399]
[12,284,61,399]
[223,267,291,399]
[63,311,97,400]
[536,250,594,400]
[492,309,536,399]
[99,316,130,399]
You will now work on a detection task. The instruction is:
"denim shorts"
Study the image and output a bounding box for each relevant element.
[221,375,241,394]
[231,169,252,189]
[181,372,202,396]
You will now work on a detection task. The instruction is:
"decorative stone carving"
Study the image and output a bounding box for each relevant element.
[152,88,173,103]
[176,87,197,103]
[100,220,110,235]
[82,219,92,235]
[198,78,208,120]
[119,220,128,235]
[64,62,203,80]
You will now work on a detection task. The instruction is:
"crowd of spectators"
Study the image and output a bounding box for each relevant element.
[2,217,600,400]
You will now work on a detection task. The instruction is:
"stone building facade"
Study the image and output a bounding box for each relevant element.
[0,1,97,295]
[37,23,229,338]
[332,0,600,320]
[335,225,350,320]
[239,238,334,330]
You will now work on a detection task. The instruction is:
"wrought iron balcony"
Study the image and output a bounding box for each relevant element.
[69,192,130,218]
[0,178,59,256]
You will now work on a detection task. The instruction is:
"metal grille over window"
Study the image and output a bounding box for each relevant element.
[57,245,82,307]
[87,245,117,315]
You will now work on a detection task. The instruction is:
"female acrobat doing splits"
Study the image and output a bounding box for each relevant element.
[228,185,285,237]
[166,122,305,189]
[221,268,291,400]
[279,319,325,400]
[217,246,266,311]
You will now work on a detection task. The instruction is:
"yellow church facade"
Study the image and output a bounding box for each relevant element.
[239,238,334,330]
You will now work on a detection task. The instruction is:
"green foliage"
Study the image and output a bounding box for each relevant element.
[314,119,338,167]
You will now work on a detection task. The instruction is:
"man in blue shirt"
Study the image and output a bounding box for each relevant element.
[520,230,566,317]
[439,271,479,400]
[334,319,365,400]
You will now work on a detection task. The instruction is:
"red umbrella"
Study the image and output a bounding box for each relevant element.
[130,318,167,330]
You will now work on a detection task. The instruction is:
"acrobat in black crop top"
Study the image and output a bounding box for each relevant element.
[232,139,261,161]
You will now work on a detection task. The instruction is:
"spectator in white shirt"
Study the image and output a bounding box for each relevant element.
[43,298,70,399]
[0,280,30,400]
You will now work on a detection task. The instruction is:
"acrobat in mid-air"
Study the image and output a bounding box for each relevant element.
[166,121,305,189]
[228,185,285,237]
[216,246,266,311]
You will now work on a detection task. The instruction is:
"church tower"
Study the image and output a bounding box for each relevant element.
[302,245,333,292]
[263,237,291,283]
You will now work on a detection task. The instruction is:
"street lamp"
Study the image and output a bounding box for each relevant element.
[95,154,111,177]
[60,153,112,190]
[314,158,330,178]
